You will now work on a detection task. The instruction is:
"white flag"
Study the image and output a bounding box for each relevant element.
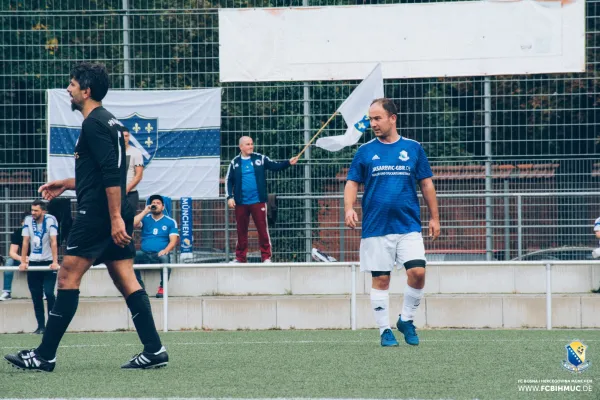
[315,63,384,152]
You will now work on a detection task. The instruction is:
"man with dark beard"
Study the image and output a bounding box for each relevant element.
[4,62,168,371]
[133,194,179,297]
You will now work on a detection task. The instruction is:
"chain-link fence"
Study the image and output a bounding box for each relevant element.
[1,0,599,262]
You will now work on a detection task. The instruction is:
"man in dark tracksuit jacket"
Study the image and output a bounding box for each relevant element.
[226,136,298,262]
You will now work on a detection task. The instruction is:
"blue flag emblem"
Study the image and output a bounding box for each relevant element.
[354,114,370,133]
[119,113,159,167]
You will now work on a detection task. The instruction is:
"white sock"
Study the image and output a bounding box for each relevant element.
[400,285,424,322]
[370,288,390,335]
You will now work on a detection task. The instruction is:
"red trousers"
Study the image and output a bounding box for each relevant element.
[235,202,271,262]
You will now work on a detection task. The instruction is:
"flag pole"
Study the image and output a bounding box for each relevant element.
[297,111,338,159]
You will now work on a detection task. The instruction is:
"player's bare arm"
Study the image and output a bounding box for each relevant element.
[127,165,144,194]
[344,180,360,229]
[50,235,60,270]
[19,236,30,271]
[38,178,76,201]
[419,177,440,240]
[106,186,131,248]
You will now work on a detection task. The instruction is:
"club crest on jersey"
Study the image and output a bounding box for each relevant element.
[119,113,158,167]
[399,150,409,161]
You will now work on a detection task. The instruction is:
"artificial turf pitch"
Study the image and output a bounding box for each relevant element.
[0,329,598,399]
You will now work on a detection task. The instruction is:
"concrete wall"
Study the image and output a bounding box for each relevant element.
[2,263,598,332]
[3,263,600,298]
[2,294,599,333]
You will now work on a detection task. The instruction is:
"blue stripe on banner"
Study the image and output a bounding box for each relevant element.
[155,129,220,158]
[49,127,220,158]
[49,127,79,155]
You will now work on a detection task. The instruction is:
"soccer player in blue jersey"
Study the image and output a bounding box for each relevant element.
[345,98,440,347]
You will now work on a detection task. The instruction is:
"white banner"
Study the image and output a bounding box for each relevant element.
[47,89,221,199]
[219,0,585,82]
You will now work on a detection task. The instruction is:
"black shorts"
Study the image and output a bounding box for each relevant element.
[127,190,140,214]
[66,211,135,264]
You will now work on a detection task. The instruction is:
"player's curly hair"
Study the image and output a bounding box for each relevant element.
[371,98,398,117]
[70,62,109,102]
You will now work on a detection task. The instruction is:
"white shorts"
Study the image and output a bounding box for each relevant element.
[359,232,426,272]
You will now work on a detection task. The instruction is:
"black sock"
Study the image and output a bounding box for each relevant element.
[126,289,162,353]
[36,289,80,360]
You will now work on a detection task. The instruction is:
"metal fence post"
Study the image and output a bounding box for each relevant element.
[504,179,510,260]
[163,266,168,333]
[122,0,131,89]
[351,263,356,330]
[303,81,312,262]
[517,195,523,258]
[545,263,552,330]
[340,186,345,262]
[225,197,230,262]
[484,77,493,261]
[4,187,9,257]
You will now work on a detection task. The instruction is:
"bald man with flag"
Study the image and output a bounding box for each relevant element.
[226,136,299,263]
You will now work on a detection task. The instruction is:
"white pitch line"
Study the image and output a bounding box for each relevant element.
[1,338,598,350]
[0,398,463,400]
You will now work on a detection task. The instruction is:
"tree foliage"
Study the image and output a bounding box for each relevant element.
[1,0,599,256]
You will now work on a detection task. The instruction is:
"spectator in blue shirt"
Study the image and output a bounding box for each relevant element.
[133,194,179,298]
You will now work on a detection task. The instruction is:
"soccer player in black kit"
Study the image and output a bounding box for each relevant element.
[4,62,168,371]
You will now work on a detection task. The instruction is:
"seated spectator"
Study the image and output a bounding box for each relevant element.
[133,194,178,298]
[0,211,30,301]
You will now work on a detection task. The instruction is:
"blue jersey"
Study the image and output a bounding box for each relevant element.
[240,158,260,205]
[140,214,179,253]
[347,136,433,239]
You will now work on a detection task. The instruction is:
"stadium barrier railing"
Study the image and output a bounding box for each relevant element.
[2,260,597,332]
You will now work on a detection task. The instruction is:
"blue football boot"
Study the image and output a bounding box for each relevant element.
[397,316,419,346]
[380,328,399,347]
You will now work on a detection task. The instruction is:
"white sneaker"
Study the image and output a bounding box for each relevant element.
[311,248,337,262]
[263,259,272,263]
[0,291,12,301]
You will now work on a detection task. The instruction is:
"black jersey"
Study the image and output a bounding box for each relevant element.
[74,106,131,218]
